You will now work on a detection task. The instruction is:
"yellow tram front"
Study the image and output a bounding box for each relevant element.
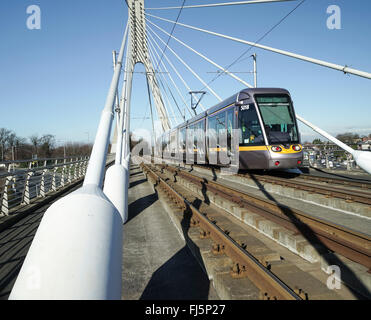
[238,90,303,170]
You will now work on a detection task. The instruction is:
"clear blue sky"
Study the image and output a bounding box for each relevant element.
[1,0,370,145]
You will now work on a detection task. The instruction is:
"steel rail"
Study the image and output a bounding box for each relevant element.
[295,173,371,190]
[161,164,371,269]
[241,174,371,206]
[141,163,302,300]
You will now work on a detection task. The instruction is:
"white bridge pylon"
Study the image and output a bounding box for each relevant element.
[111,0,171,155]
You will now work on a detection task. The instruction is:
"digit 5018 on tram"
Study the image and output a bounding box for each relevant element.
[160,88,303,170]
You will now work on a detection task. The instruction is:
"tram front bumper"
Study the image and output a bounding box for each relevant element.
[268,152,303,169]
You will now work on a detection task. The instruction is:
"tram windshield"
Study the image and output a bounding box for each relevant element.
[255,95,299,145]
[238,103,265,145]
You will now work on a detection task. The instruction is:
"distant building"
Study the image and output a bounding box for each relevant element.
[358,140,371,151]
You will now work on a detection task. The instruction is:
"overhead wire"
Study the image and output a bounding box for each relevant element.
[154,0,186,73]
[196,0,307,91]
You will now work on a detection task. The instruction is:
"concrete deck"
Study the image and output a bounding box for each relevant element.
[122,164,219,300]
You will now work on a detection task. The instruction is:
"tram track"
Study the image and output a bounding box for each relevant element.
[269,171,371,190]
[179,162,371,206]
[141,161,371,298]
[152,162,371,270]
[141,163,304,300]
[240,172,371,206]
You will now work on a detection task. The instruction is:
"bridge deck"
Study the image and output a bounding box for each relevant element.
[123,164,218,299]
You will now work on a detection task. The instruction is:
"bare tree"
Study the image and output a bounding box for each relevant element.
[7,132,17,160]
[29,134,40,157]
[0,128,91,160]
[15,136,29,160]
[40,134,56,158]
[0,128,11,161]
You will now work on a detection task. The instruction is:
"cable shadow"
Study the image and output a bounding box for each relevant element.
[201,178,210,205]
[129,178,147,189]
[211,167,217,181]
[130,171,144,178]
[127,191,158,223]
[139,188,212,300]
[139,245,211,300]
[246,172,370,299]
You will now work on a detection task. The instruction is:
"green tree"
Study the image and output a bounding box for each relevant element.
[336,132,359,144]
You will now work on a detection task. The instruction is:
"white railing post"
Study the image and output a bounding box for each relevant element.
[68,159,73,183]
[73,157,79,180]
[61,159,67,187]
[40,169,48,197]
[1,176,11,216]
[22,172,34,205]
[52,160,58,191]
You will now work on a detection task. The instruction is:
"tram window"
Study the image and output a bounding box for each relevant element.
[194,121,203,147]
[188,124,195,149]
[208,116,217,133]
[182,128,186,146]
[238,104,264,145]
[166,134,170,152]
[227,108,234,136]
[255,95,299,144]
[180,128,186,151]
[194,123,197,147]
[216,112,226,136]
[199,120,205,149]
[161,135,166,151]
[170,132,177,154]
[162,133,169,152]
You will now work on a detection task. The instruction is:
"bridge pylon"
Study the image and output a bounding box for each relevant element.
[111,0,171,154]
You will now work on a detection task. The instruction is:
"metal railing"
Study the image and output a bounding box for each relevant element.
[0,156,89,216]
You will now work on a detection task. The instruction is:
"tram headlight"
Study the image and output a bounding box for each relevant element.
[271,146,282,152]
[292,145,301,151]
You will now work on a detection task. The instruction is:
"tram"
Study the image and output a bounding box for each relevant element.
[160,88,303,170]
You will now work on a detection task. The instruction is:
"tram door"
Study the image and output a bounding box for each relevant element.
[226,108,235,158]
[179,127,186,162]
[207,111,231,165]
[216,112,226,165]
